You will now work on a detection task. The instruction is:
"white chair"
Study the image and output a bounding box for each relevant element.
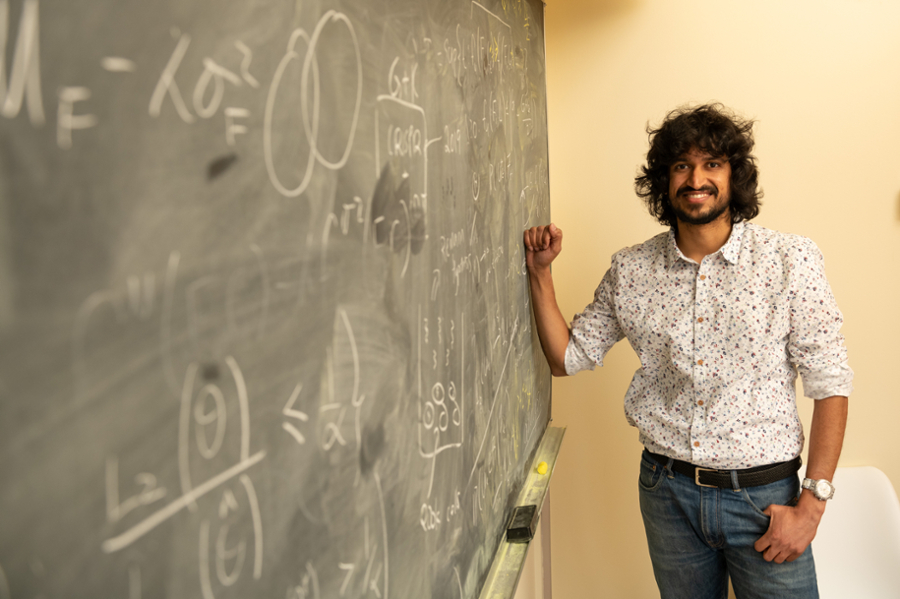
[810,466,900,599]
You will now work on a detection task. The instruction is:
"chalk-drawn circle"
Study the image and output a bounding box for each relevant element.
[438,403,449,432]
[302,11,362,170]
[432,383,449,431]
[194,383,227,459]
[263,29,319,197]
[431,382,445,406]
[449,381,461,426]
[422,400,435,430]
[193,59,224,119]
[215,524,247,586]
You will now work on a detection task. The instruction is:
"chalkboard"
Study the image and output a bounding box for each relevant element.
[0,0,551,597]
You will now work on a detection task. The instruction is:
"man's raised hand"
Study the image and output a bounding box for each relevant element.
[524,223,563,271]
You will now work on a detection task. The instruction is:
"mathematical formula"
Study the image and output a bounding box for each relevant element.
[0,0,550,597]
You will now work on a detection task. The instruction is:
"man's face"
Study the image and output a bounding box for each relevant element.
[667,148,732,226]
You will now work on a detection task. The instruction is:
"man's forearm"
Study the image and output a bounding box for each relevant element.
[798,395,849,513]
[528,266,570,376]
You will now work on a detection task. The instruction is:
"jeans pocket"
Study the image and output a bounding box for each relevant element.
[740,474,800,519]
[638,453,665,491]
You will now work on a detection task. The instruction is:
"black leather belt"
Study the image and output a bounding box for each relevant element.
[646,450,802,489]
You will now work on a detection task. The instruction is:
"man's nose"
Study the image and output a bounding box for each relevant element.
[687,167,705,189]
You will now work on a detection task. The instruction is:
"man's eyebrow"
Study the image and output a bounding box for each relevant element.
[675,153,726,162]
[700,149,728,159]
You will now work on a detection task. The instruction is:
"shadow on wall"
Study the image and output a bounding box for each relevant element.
[896,190,900,222]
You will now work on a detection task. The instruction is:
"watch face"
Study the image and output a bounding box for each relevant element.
[815,480,832,498]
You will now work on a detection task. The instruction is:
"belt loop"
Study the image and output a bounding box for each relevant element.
[730,469,741,492]
[665,458,675,479]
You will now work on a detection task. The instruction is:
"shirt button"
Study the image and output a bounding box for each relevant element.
[697,359,704,366]
[699,275,707,280]
[697,317,704,323]
[693,441,700,447]
[698,400,704,406]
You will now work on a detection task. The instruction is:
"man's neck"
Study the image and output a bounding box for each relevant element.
[674,214,733,263]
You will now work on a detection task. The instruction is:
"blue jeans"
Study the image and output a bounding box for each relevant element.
[638,450,818,599]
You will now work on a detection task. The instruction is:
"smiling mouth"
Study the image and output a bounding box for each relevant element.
[678,187,717,204]
[684,192,711,203]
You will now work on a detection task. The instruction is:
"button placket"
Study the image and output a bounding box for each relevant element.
[693,266,708,371]
[691,264,710,460]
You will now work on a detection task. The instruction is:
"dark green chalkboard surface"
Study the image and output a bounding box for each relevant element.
[0,0,550,597]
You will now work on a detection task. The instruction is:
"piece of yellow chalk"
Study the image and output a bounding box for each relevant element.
[536,461,548,475]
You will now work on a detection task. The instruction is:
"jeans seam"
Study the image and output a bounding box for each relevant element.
[639,455,665,492]
[639,465,665,492]
[740,488,770,518]
[708,489,725,549]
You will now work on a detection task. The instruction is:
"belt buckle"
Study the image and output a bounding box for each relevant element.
[694,467,717,488]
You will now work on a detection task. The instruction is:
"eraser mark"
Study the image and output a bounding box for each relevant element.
[207,153,239,180]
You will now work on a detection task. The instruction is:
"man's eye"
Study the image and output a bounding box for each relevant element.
[708,162,720,168]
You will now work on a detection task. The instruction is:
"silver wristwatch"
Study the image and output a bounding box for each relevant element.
[801,477,835,501]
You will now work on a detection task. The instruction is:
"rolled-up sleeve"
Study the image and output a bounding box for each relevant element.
[787,239,854,399]
[565,259,626,376]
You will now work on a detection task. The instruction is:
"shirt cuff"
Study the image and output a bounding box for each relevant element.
[564,336,596,376]
[801,364,854,399]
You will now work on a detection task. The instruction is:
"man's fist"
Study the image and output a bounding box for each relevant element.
[524,223,563,271]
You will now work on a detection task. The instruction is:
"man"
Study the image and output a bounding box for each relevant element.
[524,104,852,599]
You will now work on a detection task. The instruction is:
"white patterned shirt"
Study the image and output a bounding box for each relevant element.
[565,221,853,469]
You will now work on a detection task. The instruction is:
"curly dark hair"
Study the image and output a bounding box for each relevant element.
[634,103,762,228]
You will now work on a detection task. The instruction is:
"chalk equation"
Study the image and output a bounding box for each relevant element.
[0,0,550,597]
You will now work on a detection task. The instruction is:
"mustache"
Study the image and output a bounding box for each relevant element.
[676,184,718,197]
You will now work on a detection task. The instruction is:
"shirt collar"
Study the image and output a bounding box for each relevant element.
[720,221,745,265]
[665,220,745,268]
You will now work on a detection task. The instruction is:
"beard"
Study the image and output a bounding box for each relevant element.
[670,186,730,226]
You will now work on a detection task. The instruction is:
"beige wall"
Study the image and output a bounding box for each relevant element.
[542,1,900,597]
